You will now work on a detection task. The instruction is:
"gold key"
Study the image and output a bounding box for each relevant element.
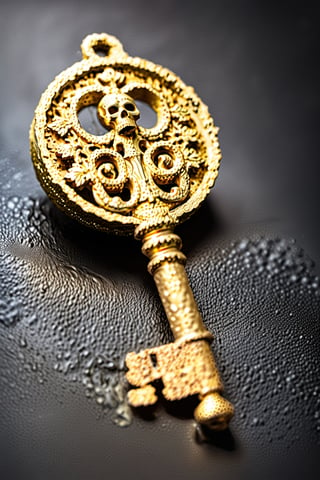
[30,33,234,430]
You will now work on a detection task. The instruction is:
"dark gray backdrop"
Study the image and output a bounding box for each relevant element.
[0,1,319,479]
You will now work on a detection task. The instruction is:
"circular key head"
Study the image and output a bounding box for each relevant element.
[30,33,221,235]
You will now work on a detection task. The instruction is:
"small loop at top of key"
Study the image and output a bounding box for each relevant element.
[81,33,127,61]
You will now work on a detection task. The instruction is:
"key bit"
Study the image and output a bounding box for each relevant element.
[30,33,234,430]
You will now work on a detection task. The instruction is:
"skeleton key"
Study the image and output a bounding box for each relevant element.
[30,33,234,430]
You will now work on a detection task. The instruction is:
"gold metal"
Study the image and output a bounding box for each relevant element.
[30,33,234,429]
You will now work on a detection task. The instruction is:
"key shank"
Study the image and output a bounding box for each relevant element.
[136,226,234,430]
[142,229,212,342]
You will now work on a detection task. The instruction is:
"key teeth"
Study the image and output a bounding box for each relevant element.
[194,392,234,431]
[127,385,158,407]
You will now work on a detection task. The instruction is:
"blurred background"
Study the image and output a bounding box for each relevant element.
[1,0,319,264]
[0,1,319,479]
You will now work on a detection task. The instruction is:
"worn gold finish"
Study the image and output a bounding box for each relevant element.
[30,33,234,429]
[128,227,234,429]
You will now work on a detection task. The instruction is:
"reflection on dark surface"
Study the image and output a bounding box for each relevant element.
[195,425,237,452]
[0,193,319,480]
[0,1,320,479]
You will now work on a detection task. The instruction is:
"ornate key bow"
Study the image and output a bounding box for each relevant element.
[30,33,234,430]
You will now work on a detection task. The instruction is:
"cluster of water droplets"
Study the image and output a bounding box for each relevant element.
[188,232,320,445]
[1,194,319,442]
[0,195,133,427]
[82,355,131,426]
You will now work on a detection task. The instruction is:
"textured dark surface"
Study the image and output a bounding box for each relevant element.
[1,1,320,479]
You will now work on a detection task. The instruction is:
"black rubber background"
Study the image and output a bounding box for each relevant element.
[0,1,320,479]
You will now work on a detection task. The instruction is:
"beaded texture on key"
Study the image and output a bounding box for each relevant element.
[30,33,221,235]
[30,33,234,431]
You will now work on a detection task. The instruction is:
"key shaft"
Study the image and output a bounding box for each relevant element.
[130,226,234,429]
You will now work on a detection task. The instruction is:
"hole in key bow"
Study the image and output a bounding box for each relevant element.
[93,44,111,57]
[135,100,157,128]
[78,105,110,136]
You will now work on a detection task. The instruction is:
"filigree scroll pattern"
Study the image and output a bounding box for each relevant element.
[33,33,220,233]
[44,41,208,220]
